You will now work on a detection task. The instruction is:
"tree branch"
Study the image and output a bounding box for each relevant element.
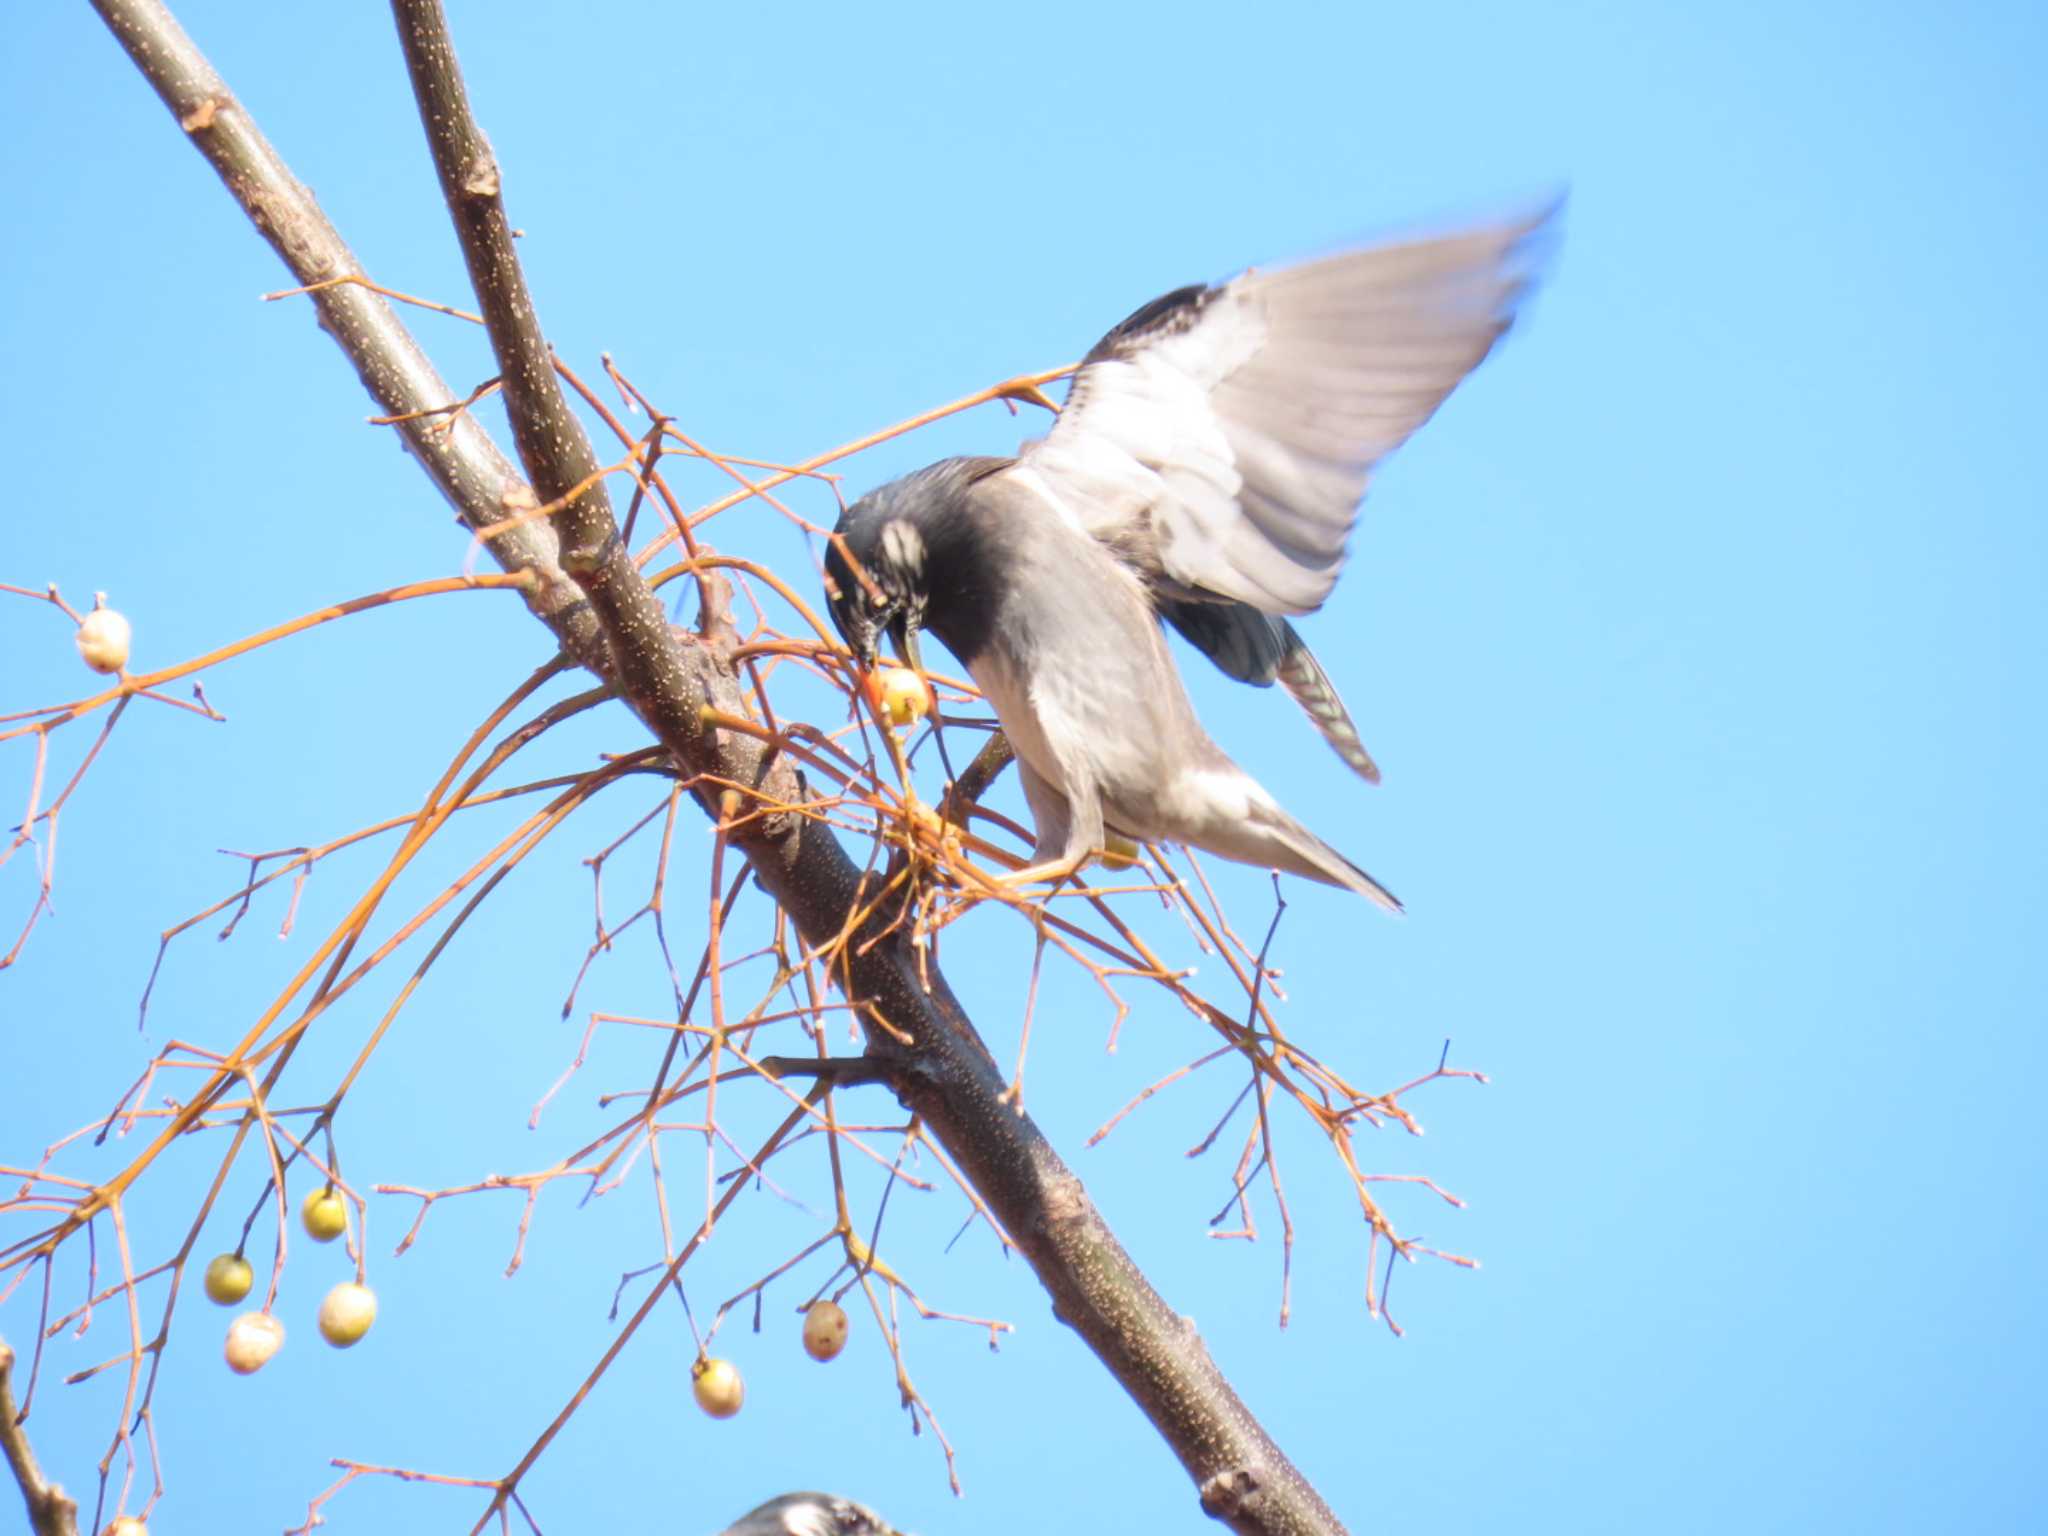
[942,731,1016,827]
[92,3,1349,1530]
[86,0,609,677]
[0,1339,80,1536]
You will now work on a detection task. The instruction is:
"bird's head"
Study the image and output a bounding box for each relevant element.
[823,500,930,674]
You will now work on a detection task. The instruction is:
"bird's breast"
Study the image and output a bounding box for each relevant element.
[964,643,1066,791]
[966,595,1208,820]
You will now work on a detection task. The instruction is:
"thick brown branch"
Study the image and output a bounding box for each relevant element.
[0,1339,79,1536]
[942,731,1017,827]
[87,0,608,676]
[390,0,721,808]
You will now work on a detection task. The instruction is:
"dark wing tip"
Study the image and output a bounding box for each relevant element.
[1082,281,1216,366]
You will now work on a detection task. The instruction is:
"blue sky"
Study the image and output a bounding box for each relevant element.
[5,3,2044,1533]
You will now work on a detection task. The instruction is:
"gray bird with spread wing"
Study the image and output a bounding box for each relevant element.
[824,208,1552,910]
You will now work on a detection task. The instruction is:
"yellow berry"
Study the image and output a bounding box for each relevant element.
[202,1252,254,1305]
[317,1281,378,1347]
[692,1356,744,1418]
[108,1517,148,1536]
[300,1187,347,1243]
[75,603,132,674]
[865,667,932,727]
[223,1311,285,1374]
[1098,834,1142,871]
[801,1299,849,1362]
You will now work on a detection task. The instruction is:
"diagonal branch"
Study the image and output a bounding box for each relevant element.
[0,1338,80,1536]
[85,0,608,676]
[91,2,1350,1531]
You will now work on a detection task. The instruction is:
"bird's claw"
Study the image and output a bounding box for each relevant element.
[979,850,1091,895]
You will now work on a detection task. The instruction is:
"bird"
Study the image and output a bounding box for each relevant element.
[713,1491,906,1536]
[822,207,1552,910]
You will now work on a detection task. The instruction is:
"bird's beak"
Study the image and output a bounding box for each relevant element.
[887,614,923,676]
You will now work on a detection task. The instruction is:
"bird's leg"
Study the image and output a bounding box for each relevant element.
[1013,758,1074,863]
[983,768,1098,892]
[984,849,1094,893]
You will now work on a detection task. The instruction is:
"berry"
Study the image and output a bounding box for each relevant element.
[202,1252,254,1305]
[75,602,132,674]
[801,1299,848,1362]
[317,1281,378,1347]
[224,1311,285,1374]
[865,667,932,727]
[1097,835,1142,871]
[692,1356,744,1418]
[300,1187,347,1243]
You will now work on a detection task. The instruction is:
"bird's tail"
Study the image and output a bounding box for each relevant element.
[1237,799,1404,913]
[1332,849,1404,914]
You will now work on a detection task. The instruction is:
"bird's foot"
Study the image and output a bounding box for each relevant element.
[976,848,1092,898]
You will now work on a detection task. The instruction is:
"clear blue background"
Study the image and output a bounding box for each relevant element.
[5,3,2043,1533]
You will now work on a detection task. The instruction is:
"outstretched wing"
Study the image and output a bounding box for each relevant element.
[1000,206,1553,616]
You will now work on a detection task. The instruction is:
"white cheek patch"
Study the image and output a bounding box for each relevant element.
[879,518,925,577]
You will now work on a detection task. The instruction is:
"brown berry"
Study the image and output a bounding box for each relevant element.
[802,1299,849,1362]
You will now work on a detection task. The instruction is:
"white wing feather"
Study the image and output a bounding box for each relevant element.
[1004,208,1551,615]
